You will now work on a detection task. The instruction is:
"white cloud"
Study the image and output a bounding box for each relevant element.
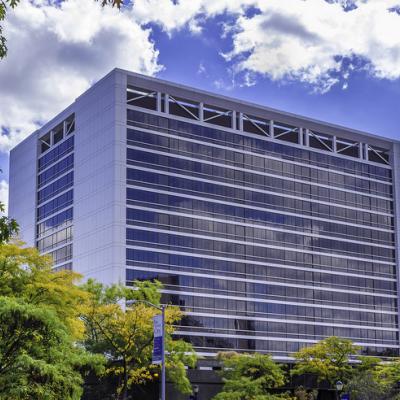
[224,0,400,92]
[2,0,400,154]
[0,180,9,216]
[132,0,400,92]
[132,0,256,33]
[0,0,162,153]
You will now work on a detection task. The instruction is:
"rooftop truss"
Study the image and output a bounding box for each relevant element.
[126,85,391,166]
[38,114,75,155]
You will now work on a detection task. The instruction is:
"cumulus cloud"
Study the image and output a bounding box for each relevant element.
[224,0,400,92]
[2,0,400,154]
[131,0,256,33]
[0,0,161,153]
[133,0,400,92]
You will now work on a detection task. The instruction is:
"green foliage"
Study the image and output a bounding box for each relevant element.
[0,242,90,338]
[344,357,400,400]
[81,279,197,400]
[293,386,318,400]
[0,243,104,399]
[0,202,18,243]
[96,0,125,8]
[213,352,291,400]
[0,0,20,59]
[374,359,400,394]
[345,369,386,400]
[291,336,361,386]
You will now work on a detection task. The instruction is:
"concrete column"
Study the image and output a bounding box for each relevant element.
[232,110,237,130]
[157,92,162,112]
[199,102,204,122]
[238,112,243,131]
[164,93,169,114]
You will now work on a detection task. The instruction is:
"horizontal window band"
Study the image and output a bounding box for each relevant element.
[127,198,394,247]
[126,124,393,186]
[37,168,74,193]
[127,225,396,266]
[127,143,393,205]
[37,154,74,189]
[36,208,73,238]
[191,351,397,362]
[162,289,398,315]
[184,311,398,332]
[173,331,400,349]
[39,238,73,255]
[127,184,394,233]
[37,217,73,240]
[37,186,74,209]
[127,266,397,298]
[175,304,396,330]
[126,261,396,295]
[127,220,394,262]
[174,325,398,345]
[126,205,395,249]
[126,107,393,176]
[160,283,396,311]
[127,245,397,281]
[127,150,393,215]
[38,147,74,175]
[37,222,73,241]
[127,162,393,218]
[36,204,74,224]
[37,172,74,206]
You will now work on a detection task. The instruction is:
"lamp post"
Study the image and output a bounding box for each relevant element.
[335,380,344,400]
[127,299,166,400]
[191,384,199,400]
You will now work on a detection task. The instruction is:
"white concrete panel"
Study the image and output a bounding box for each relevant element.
[73,69,127,284]
[9,134,37,246]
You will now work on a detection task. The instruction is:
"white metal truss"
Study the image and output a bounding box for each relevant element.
[126,87,392,167]
[274,125,299,140]
[336,138,360,156]
[242,113,270,136]
[368,144,390,165]
[127,87,157,104]
[168,95,200,120]
[308,129,334,152]
[203,105,232,124]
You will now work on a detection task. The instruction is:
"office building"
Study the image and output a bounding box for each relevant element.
[9,68,400,362]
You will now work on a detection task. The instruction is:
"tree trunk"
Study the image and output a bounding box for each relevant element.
[121,358,128,400]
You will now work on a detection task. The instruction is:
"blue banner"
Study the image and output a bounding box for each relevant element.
[152,314,163,364]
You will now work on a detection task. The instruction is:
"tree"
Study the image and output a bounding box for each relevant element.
[0,198,18,243]
[0,242,90,337]
[293,386,318,400]
[344,356,385,400]
[291,337,361,386]
[0,242,104,399]
[81,279,197,400]
[96,0,125,7]
[213,352,292,400]
[374,359,400,398]
[0,0,20,59]
[0,297,103,400]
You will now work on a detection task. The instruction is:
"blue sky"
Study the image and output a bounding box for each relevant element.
[153,18,400,138]
[1,0,400,210]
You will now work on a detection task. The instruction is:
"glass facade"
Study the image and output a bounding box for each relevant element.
[125,104,398,359]
[36,114,75,269]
